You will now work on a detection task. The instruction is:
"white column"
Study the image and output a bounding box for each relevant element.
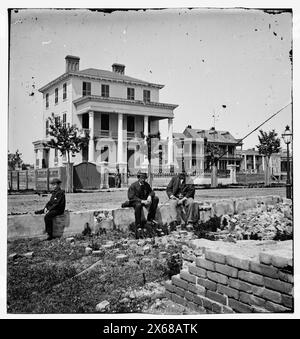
[88,111,95,162]
[253,154,256,172]
[244,154,247,171]
[144,115,149,137]
[167,118,174,167]
[117,113,123,163]
[262,155,265,171]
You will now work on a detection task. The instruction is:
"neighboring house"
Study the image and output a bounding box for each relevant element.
[33,55,178,173]
[173,126,242,174]
[236,148,293,179]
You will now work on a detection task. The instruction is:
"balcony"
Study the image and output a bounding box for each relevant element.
[94,130,143,140]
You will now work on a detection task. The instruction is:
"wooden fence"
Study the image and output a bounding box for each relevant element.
[8,167,67,192]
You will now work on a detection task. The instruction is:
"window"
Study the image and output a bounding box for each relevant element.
[143,90,150,102]
[55,88,58,104]
[63,83,67,100]
[127,116,135,132]
[82,113,89,128]
[82,82,91,96]
[101,84,109,97]
[46,93,49,108]
[127,88,135,100]
[63,113,67,127]
[101,114,109,130]
[46,120,49,136]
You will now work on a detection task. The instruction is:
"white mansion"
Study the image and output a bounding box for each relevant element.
[33,56,178,173]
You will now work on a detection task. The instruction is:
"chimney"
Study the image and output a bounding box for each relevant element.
[65,55,80,72]
[112,63,125,75]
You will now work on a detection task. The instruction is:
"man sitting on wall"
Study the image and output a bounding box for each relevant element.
[35,178,66,240]
[166,171,199,231]
[126,170,159,234]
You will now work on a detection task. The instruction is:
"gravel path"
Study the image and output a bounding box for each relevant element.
[7,187,285,215]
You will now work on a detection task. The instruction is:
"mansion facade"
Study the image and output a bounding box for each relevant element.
[33,56,178,174]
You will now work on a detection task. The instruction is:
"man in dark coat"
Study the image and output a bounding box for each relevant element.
[166,172,199,230]
[35,178,66,240]
[127,171,159,229]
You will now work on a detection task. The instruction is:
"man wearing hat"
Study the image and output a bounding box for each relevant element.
[127,170,159,231]
[166,171,199,230]
[35,178,66,240]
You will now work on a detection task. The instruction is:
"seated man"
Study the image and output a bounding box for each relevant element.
[35,178,66,240]
[166,171,199,230]
[127,171,159,231]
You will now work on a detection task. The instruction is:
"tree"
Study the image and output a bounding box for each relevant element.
[140,131,161,187]
[43,116,90,192]
[256,129,281,186]
[44,115,90,163]
[205,143,222,188]
[8,150,23,170]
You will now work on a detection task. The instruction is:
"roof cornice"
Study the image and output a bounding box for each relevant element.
[73,95,178,110]
[38,71,164,92]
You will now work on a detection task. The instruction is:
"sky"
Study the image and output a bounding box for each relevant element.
[7,6,293,164]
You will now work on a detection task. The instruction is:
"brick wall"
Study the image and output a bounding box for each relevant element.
[165,248,293,314]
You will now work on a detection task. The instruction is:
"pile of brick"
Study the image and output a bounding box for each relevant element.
[165,247,293,313]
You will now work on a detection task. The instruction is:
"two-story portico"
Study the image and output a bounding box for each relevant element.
[34,56,178,173]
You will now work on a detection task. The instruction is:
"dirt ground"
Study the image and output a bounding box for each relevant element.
[7,187,286,214]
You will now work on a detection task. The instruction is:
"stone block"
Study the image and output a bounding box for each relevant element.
[212,200,234,217]
[278,271,293,284]
[252,306,270,313]
[206,290,227,305]
[172,275,189,290]
[265,301,291,313]
[211,301,223,313]
[164,281,175,293]
[188,265,207,279]
[188,283,206,296]
[238,271,264,286]
[184,291,195,302]
[180,269,197,284]
[217,284,239,300]
[221,305,235,314]
[264,277,293,295]
[235,198,257,214]
[239,292,266,308]
[250,262,279,279]
[226,254,250,270]
[186,301,206,314]
[197,277,217,291]
[259,252,272,265]
[92,250,102,256]
[195,257,215,271]
[174,286,186,298]
[205,250,226,264]
[207,271,228,285]
[112,208,136,231]
[164,291,172,300]
[116,254,128,264]
[215,263,238,278]
[85,247,93,255]
[271,255,292,269]
[95,300,110,312]
[281,294,293,309]
[171,293,187,307]
[252,286,282,304]
[228,278,253,293]
[228,298,253,313]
